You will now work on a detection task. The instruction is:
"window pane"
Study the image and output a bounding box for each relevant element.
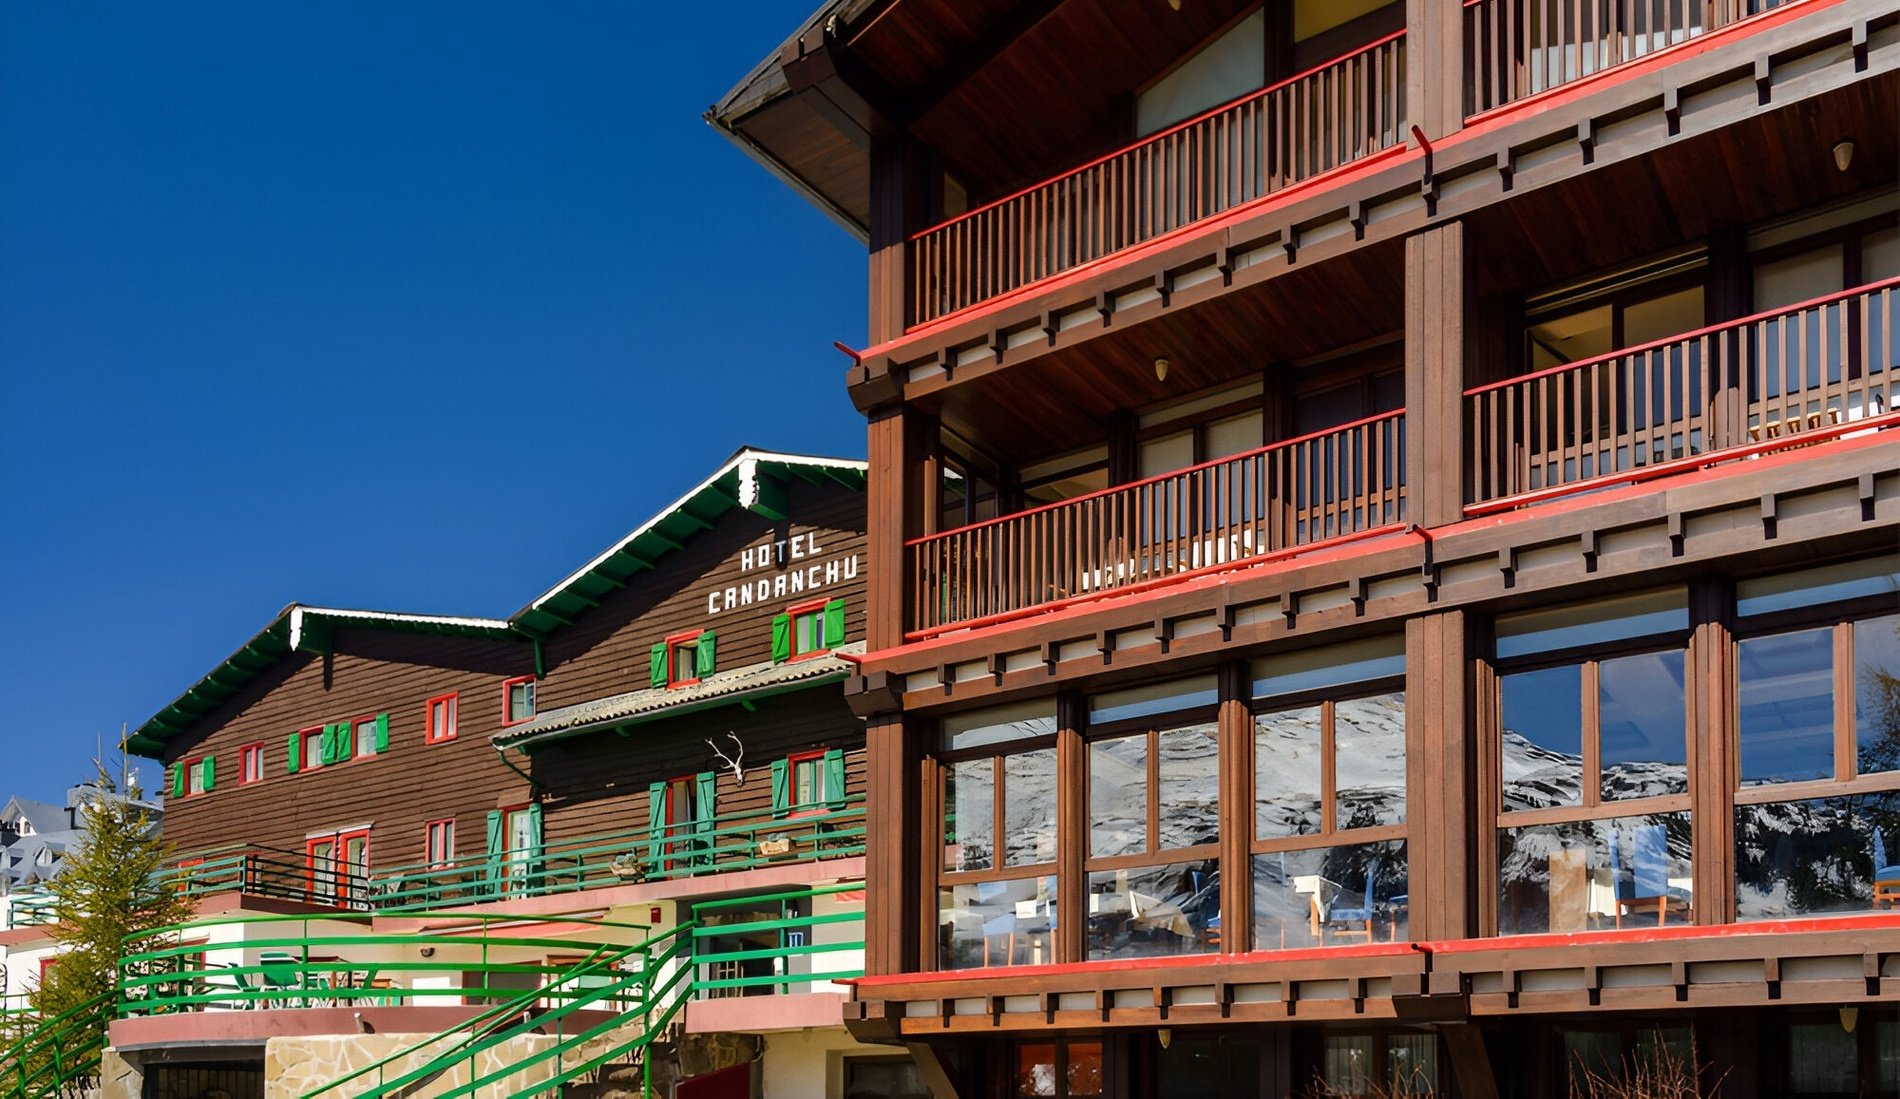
[1497,812,1692,935]
[1753,243,1843,312]
[1501,665,1584,810]
[510,682,534,721]
[1256,706,1323,838]
[1494,588,1687,660]
[1253,635,1405,700]
[942,702,1057,751]
[1787,1022,1858,1093]
[1155,1036,1261,1098]
[1335,693,1407,829]
[1090,676,1218,726]
[1086,859,1219,960]
[1527,303,1613,372]
[1622,286,1704,345]
[939,876,1055,971]
[356,719,378,756]
[1138,430,1195,478]
[1252,839,1406,951]
[1323,1034,1376,1095]
[1387,1033,1438,1095]
[1738,629,1834,785]
[1880,1019,1900,1092]
[1157,722,1220,852]
[1016,1042,1058,1097]
[1856,613,1900,777]
[1598,650,1687,800]
[1090,733,1149,858]
[1734,793,1900,920]
[1204,410,1263,461]
[1003,749,1057,867]
[1737,555,1900,617]
[1065,1042,1104,1097]
[945,761,993,873]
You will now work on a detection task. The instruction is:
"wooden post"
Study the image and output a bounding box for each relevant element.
[1056,692,1088,963]
[1407,609,1476,942]
[1217,661,1254,953]
[1405,221,1471,529]
[869,136,932,345]
[1406,0,1467,140]
[865,712,928,977]
[1689,576,1736,925]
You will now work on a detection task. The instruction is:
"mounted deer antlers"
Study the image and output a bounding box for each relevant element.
[707,733,745,785]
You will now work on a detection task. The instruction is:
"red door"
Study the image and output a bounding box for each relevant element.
[676,1062,751,1099]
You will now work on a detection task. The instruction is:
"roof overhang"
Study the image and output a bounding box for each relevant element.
[495,643,865,754]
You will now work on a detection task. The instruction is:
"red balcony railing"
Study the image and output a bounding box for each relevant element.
[1467,279,1899,509]
[908,412,1407,636]
[1464,0,1795,115]
[908,33,1407,327]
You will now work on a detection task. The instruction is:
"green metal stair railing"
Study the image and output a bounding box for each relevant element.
[300,920,698,1099]
[0,991,114,1099]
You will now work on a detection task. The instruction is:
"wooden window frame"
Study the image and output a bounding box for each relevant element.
[500,676,536,726]
[298,725,326,771]
[425,818,456,869]
[178,756,207,798]
[348,712,381,759]
[424,693,458,745]
[787,749,828,817]
[1732,589,1900,805]
[665,630,704,688]
[934,727,1062,889]
[786,598,829,662]
[1248,676,1410,857]
[238,742,265,786]
[305,827,371,906]
[1491,631,1694,829]
[1084,703,1224,874]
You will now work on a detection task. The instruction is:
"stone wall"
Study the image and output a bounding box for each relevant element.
[263,1016,653,1099]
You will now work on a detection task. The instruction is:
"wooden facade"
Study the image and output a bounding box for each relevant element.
[715,0,1900,1095]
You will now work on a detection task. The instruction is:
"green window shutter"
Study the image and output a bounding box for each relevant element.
[693,771,717,867]
[317,725,335,766]
[770,758,790,818]
[373,713,390,753]
[649,643,668,689]
[201,756,216,792]
[287,732,302,774]
[823,598,847,648]
[335,722,354,763]
[171,763,185,798]
[695,631,717,679]
[524,802,544,888]
[483,810,504,893]
[822,748,846,810]
[770,614,792,664]
[646,782,669,863]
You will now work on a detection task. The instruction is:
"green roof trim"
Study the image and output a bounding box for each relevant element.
[510,449,867,638]
[129,449,867,760]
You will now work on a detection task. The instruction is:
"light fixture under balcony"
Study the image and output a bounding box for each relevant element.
[1833,140,1855,172]
[1154,356,1170,382]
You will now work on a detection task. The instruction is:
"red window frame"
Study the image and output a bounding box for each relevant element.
[425,818,456,869]
[298,725,327,771]
[666,630,703,688]
[178,756,206,797]
[787,749,828,817]
[500,676,536,726]
[348,713,381,759]
[239,742,265,785]
[663,775,696,868]
[425,692,458,744]
[786,598,829,661]
[37,957,56,985]
[306,828,370,906]
[176,856,205,896]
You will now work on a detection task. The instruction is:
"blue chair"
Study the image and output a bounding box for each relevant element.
[1612,825,1686,927]
[1873,829,1900,909]
[1326,858,1380,943]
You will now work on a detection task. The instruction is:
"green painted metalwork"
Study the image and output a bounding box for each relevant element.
[0,991,113,1099]
[689,882,866,996]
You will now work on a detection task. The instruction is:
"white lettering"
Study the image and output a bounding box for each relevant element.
[790,534,806,560]
[806,533,822,556]
[756,579,770,602]
[808,565,821,590]
[773,574,787,598]
[843,555,858,580]
[707,592,721,615]
[789,568,805,595]
[739,583,754,607]
[824,559,840,585]
[741,546,755,571]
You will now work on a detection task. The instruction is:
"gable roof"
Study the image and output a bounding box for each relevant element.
[0,797,66,837]
[510,449,866,638]
[129,449,867,760]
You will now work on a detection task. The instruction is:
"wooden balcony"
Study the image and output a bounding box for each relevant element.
[906,33,1407,327]
[907,412,1408,637]
[1467,279,1899,512]
[1464,0,1796,115]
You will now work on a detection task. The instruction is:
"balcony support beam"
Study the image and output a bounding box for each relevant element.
[1405,220,1471,528]
[1407,608,1479,943]
[1405,0,1465,140]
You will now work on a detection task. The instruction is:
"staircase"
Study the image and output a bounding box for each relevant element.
[0,993,114,1099]
[299,921,697,1099]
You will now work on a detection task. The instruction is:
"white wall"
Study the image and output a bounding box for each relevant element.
[760,1027,911,1099]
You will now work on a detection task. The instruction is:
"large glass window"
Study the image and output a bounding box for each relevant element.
[1085,678,1220,961]
[937,702,1059,969]
[1250,638,1407,950]
[1734,555,1900,923]
[1493,590,1694,934]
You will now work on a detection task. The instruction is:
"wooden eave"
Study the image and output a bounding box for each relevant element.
[844,0,1897,413]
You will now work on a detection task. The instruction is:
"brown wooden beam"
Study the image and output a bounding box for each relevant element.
[1408,608,1477,942]
[1217,660,1254,954]
[1689,576,1738,925]
[1405,219,1471,529]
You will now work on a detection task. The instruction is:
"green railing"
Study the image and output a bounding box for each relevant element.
[690,883,866,997]
[0,991,113,1099]
[3,894,54,931]
[158,797,866,916]
[360,797,866,911]
[117,911,651,1015]
[300,921,698,1099]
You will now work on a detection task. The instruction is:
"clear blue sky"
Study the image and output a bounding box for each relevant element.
[0,3,865,798]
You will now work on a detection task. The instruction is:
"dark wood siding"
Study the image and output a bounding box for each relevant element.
[537,479,868,711]
[528,688,866,847]
[158,629,533,874]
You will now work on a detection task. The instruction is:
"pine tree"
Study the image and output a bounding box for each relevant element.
[27,758,193,1036]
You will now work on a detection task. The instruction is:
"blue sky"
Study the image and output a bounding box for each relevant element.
[0,3,865,798]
